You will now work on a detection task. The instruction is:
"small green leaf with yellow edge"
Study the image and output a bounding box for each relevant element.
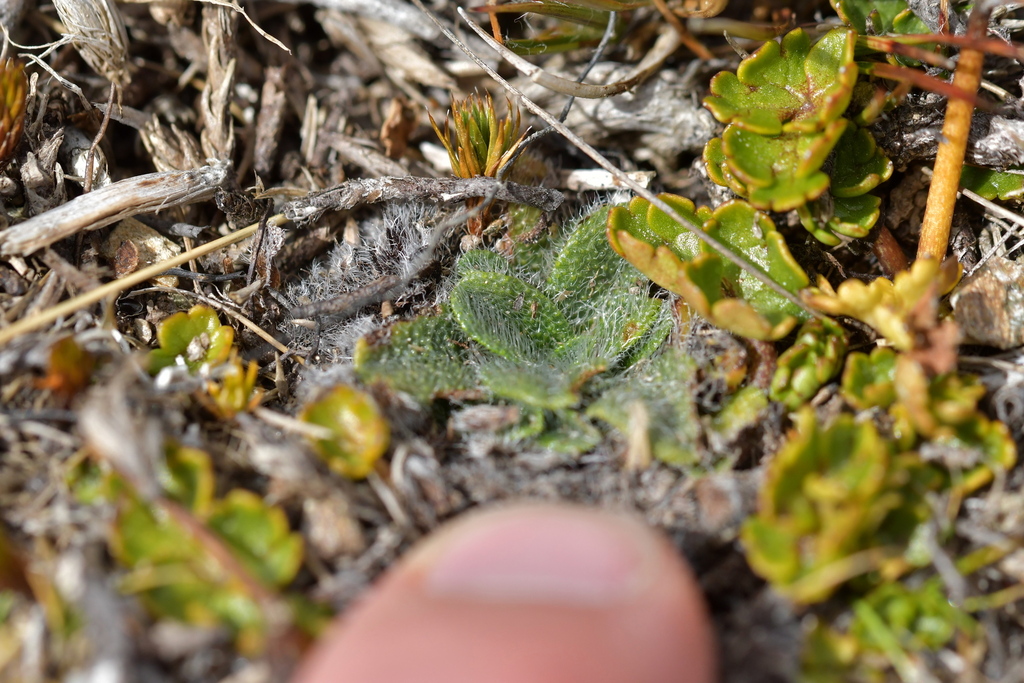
[160,443,215,518]
[207,490,304,588]
[841,346,898,410]
[149,305,234,373]
[704,28,857,135]
[830,126,893,198]
[804,258,960,351]
[741,408,937,603]
[960,166,1024,202]
[608,195,810,340]
[300,386,390,480]
[720,120,847,211]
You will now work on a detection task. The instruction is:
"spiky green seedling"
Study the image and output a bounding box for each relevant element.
[607,195,810,340]
[148,305,235,373]
[0,58,26,169]
[429,92,525,179]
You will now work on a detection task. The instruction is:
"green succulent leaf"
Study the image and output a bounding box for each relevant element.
[588,349,702,466]
[608,196,810,340]
[110,489,267,652]
[830,126,893,198]
[207,490,304,588]
[711,385,769,445]
[704,28,857,135]
[960,166,1024,201]
[742,408,936,603]
[832,0,915,34]
[148,305,235,373]
[721,120,847,211]
[805,258,960,350]
[451,270,572,362]
[703,136,750,197]
[841,346,898,410]
[770,318,848,410]
[354,313,476,403]
[300,385,391,480]
[160,444,215,518]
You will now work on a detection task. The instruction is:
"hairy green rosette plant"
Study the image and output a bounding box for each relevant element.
[357,206,701,457]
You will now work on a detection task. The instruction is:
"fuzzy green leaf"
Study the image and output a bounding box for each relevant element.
[354,314,476,403]
[704,28,857,135]
[588,349,701,466]
[478,359,578,410]
[451,270,572,362]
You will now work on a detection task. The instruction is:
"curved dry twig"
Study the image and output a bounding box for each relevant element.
[458,7,681,99]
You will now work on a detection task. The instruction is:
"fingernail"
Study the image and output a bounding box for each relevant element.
[423,507,651,605]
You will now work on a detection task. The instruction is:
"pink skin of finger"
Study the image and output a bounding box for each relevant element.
[292,504,718,683]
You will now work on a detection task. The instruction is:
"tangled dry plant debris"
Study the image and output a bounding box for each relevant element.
[4,1,1024,682]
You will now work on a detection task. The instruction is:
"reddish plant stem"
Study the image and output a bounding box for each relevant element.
[873,225,909,278]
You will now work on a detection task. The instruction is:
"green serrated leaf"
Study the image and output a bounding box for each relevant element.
[704,28,857,135]
[451,270,572,362]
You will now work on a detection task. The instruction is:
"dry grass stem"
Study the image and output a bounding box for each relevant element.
[0,215,283,347]
[917,5,991,261]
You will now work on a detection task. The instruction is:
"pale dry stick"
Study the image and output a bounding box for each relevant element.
[0,161,230,256]
[0,215,286,348]
[434,4,820,319]
[459,9,683,100]
[916,3,993,262]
